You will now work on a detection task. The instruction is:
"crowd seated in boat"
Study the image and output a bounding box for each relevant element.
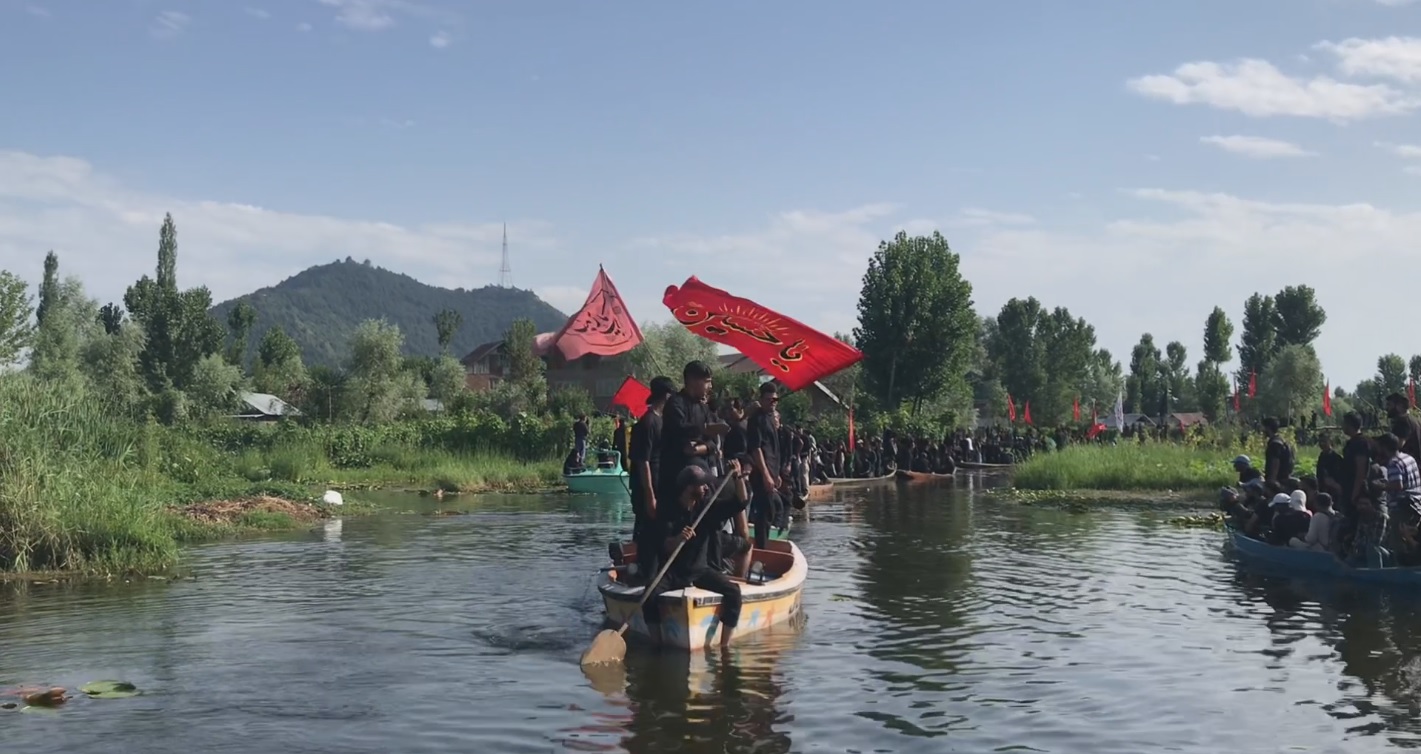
[562,449,585,476]
[1221,408,1421,569]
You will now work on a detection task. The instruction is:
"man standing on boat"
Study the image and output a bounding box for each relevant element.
[658,361,729,502]
[645,462,751,649]
[628,376,676,582]
[747,382,785,548]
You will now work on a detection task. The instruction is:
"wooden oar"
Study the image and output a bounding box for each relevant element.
[580,471,738,668]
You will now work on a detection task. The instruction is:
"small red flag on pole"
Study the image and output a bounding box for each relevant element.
[1323,381,1332,417]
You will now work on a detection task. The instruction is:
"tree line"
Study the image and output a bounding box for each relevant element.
[0,214,608,428]
[847,231,1387,431]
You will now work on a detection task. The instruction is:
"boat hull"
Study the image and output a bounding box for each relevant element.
[957,461,1013,471]
[1227,526,1421,587]
[597,540,808,650]
[803,483,834,501]
[895,469,955,483]
[825,472,896,488]
[564,472,630,495]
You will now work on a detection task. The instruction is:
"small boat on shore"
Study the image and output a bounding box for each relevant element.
[825,472,896,488]
[564,450,630,495]
[597,539,808,650]
[1227,526,1421,587]
[895,469,955,483]
[957,461,1014,471]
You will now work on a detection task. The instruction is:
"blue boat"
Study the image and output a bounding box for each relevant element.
[564,450,631,496]
[1226,525,1421,588]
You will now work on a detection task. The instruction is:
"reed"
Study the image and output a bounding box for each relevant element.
[1011,440,1263,491]
[0,375,567,575]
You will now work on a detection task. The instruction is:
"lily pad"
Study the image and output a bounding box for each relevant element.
[80,681,139,699]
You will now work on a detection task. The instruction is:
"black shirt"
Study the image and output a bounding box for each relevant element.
[629,411,663,502]
[1392,414,1421,460]
[1316,449,1344,491]
[1238,466,1263,485]
[1340,435,1372,507]
[658,494,750,582]
[747,411,780,488]
[1269,509,1310,546]
[659,392,713,493]
[1265,435,1295,482]
[573,419,588,441]
[723,419,748,460]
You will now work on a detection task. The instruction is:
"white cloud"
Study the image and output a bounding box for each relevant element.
[946,208,1037,228]
[317,0,393,30]
[1127,58,1417,120]
[1407,165,1421,175]
[1376,141,1421,157]
[1317,36,1421,84]
[296,22,313,32]
[429,30,451,48]
[1200,134,1316,159]
[0,150,558,310]
[535,285,588,315]
[245,7,271,20]
[1376,0,1417,6]
[150,10,190,39]
[315,0,456,32]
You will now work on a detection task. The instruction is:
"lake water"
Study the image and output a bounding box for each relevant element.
[5,478,1421,753]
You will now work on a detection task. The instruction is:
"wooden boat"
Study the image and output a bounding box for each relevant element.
[564,450,630,495]
[598,539,808,650]
[1227,526,1421,587]
[895,469,955,483]
[957,460,1014,471]
[803,482,834,501]
[825,472,896,488]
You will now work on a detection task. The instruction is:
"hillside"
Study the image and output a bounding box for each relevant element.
[210,258,569,368]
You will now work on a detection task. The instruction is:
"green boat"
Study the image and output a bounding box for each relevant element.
[564,450,631,496]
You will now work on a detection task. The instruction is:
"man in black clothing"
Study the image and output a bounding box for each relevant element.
[1339,412,1372,512]
[1262,417,1295,486]
[747,382,784,549]
[658,361,729,502]
[1315,433,1345,499]
[629,376,676,581]
[1385,393,1421,460]
[573,414,590,465]
[643,462,752,648]
[612,416,629,472]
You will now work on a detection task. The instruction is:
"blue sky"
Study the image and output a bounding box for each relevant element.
[1,0,1419,388]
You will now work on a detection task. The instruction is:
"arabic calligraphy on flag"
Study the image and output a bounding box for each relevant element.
[548,266,644,361]
[662,276,863,391]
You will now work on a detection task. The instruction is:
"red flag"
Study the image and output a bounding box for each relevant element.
[609,376,651,419]
[1085,422,1107,440]
[1073,396,1081,422]
[548,266,644,361]
[848,408,856,449]
[1024,401,1034,426]
[1233,379,1241,412]
[1007,394,1017,422]
[663,276,862,391]
[1248,370,1257,399]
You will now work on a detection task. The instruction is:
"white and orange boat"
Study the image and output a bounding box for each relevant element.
[596,539,808,651]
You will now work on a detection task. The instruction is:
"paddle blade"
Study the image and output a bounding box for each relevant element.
[791,495,808,510]
[579,628,627,668]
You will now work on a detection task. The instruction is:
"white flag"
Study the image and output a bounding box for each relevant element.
[1114,388,1125,431]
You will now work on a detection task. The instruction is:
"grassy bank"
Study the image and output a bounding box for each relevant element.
[1010,441,1259,492]
[0,376,565,576]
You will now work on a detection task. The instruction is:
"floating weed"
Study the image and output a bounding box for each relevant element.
[80,680,140,699]
[1168,513,1227,530]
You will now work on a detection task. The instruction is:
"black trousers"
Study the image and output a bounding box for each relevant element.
[750,485,781,550]
[644,568,742,629]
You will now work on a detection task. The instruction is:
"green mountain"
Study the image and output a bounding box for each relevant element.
[209,258,569,368]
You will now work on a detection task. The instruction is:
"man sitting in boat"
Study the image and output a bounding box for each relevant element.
[1266,491,1311,547]
[562,448,585,476]
[644,461,752,649]
[1290,492,1336,552]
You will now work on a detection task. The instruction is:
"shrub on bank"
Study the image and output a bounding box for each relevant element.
[1011,440,1266,491]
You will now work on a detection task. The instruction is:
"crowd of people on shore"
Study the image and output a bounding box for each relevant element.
[1220,393,1421,569]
